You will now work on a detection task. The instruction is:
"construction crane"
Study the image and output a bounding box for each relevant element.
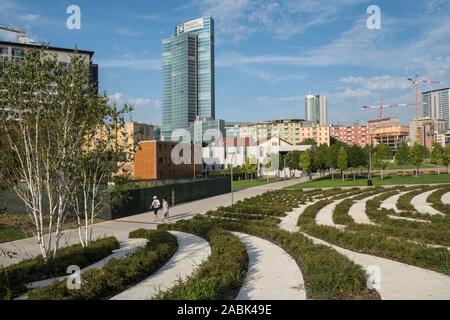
[361,98,409,119]
[0,24,35,44]
[407,75,441,144]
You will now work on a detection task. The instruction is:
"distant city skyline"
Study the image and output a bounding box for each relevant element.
[0,0,449,126]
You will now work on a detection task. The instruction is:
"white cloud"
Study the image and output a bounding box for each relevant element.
[240,66,305,84]
[339,75,411,91]
[334,88,376,99]
[109,92,161,109]
[191,0,368,41]
[115,27,143,37]
[17,14,40,21]
[95,58,161,70]
[258,96,304,103]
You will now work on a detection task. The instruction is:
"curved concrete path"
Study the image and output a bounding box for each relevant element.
[387,215,431,224]
[111,231,211,300]
[232,232,306,300]
[27,238,148,290]
[278,204,311,233]
[302,233,450,300]
[442,192,450,205]
[315,199,347,229]
[348,195,378,225]
[380,192,407,213]
[411,190,444,216]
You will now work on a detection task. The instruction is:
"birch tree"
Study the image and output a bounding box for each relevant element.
[0,46,130,259]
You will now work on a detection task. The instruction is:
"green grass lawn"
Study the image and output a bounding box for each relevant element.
[0,224,25,243]
[233,178,284,191]
[291,174,450,189]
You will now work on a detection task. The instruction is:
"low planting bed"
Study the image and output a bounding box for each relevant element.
[156,223,248,300]
[0,236,120,300]
[27,230,177,300]
[160,216,379,300]
[298,194,450,275]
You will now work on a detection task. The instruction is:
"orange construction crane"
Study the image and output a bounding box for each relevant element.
[407,75,441,143]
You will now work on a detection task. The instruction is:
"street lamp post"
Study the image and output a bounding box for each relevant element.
[368,122,373,186]
[230,152,237,207]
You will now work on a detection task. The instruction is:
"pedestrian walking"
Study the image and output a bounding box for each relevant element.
[162,198,170,222]
[150,196,161,221]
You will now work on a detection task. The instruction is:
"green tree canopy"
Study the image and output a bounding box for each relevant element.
[395,142,410,166]
[409,143,426,175]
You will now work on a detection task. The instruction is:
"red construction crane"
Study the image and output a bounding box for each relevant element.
[361,98,408,119]
[407,75,441,143]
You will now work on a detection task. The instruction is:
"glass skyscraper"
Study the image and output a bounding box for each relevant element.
[162,17,215,141]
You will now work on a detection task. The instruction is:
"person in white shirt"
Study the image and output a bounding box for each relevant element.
[150,196,161,221]
[161,198,170,222]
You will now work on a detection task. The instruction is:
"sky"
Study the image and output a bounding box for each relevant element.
[1,0,450,126]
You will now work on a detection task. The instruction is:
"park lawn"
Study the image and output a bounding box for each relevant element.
[0,224,25,243]
[233,178,284,191]
[0,213,105,243]
[290,174,450,189]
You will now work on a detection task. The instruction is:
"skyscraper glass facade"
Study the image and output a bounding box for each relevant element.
[162,33,198,140]
[423,88,450,130]
[162,17,215,141]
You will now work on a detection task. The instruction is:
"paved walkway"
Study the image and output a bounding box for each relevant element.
[278,204,310,233]
[442,192,450,205]
[315,199,346,229]
[387,215,431,224]
[232,232,306,300]
[348,194,378,225]
[279,204,450,300]
[411,190,444,216]
[111,231,210,300]
[0,178,308,267]
[380,192,407,213]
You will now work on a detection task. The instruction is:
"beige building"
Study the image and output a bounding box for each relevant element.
[409,117,447,151]
[237,119,330,146]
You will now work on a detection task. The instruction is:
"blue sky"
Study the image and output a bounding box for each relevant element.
[1,0,450,126]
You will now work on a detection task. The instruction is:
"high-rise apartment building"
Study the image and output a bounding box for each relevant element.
[423,88,450,130]
[162,17,216,141]
[305,94,328,125]
[409,117,447,151]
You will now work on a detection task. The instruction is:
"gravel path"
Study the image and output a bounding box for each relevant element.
[232,232,306,300]
[442,192,450,205]
[348,195,378,225]
[411,190,444,216]
[302,233,450,300]
[380,192,407,213]
[110,231,211,300]
[315,199,346,229]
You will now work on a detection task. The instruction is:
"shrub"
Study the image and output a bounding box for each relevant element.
[28,230,177,300]
[0,237,120,299]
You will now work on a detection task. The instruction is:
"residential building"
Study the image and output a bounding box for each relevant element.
[409,117,447,151]
[233,119,330,146]
[330,123,372,147]
[305,94,328,125]
[134,141,203,180]
[0,40,98,87]
[423,88,450,130]
[162,17,217,141]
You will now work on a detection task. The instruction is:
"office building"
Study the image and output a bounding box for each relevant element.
[162,17,216,141]
[423,88,450,130]
[305,94,328,125]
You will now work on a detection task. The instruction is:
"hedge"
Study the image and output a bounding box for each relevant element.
[28,230,177,300]
[0,236,120,300]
